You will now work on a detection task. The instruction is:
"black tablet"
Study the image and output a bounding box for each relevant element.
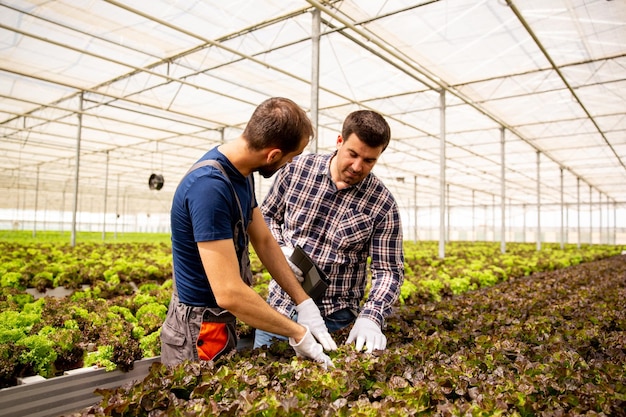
[289,245,330,301]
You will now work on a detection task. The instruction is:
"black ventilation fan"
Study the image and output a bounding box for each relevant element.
[149,173,164,190]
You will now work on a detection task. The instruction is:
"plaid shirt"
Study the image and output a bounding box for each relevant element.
[261,152,404,327]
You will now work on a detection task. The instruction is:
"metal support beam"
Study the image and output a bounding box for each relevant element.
[560,167,564,249]
[523,203,527,242]
[536,151,541,251]
[599,190,603,244]
[438,89,446,259]
[102,150,110,241]
[71,92,83,247]
[115,174,120,239]
[32,165,40,238]
[589,184,593,245]
[472,190,475,242]
[310,9,320,152]
[613,200,617,245]
[577,177,581,249]
[500,127,506,253]
[413,175,418,243]
[606,194,615,245]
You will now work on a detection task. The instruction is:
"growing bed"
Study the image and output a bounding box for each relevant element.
[1,237,624,416]
[64,253,625,416]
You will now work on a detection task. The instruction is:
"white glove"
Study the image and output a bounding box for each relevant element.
[280,246,304,283]
[295,298,338,351]
[289,325,334,369]
[346,317,386,353]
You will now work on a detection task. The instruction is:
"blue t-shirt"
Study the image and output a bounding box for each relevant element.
[170,147,256,306]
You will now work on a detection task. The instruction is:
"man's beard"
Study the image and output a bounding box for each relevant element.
[257,161,284,178]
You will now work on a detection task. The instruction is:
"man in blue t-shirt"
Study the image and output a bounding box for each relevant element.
[161,97,336,368]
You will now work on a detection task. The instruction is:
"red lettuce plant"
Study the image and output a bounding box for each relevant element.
[70,254,626,416]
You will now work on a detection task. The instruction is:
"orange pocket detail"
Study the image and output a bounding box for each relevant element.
[197,321,229,361]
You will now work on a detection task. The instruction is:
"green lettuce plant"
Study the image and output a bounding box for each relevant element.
[0,235,623,395]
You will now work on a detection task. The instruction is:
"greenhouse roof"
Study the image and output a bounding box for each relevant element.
[1,0,625,217]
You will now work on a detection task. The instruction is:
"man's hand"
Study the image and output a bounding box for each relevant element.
[295,299,338,351]
[346,317,386,353]
[289,325,334,369]
[280,246,304,283]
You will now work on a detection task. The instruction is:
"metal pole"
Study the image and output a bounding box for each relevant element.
[589,184,593,245]
[33,165,40,238]
[536,151,541,251]
[605,194,609,244]
[438,89,446,259]
[500,127,506,253]
[71,92,83,247]
[115,174,120,239]
[598,190,603,244]
[560,167,564,249]
[102,150,110,241]
[472,190,475,242]
[310,9,321,153]
[413,175,418,243]
[523,203,527,243]
[577,177,581,248]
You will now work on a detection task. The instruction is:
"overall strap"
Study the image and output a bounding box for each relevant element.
[172,159,254,298]
[184,159,248,224]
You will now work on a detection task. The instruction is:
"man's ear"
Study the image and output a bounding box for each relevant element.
[336,135,344,148]
[266,148,282,163]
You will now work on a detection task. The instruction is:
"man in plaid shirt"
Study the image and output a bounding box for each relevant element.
[254,110,405,353]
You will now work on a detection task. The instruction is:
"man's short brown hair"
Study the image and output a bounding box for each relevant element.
[243,97,314,154]
[342,110,391,151]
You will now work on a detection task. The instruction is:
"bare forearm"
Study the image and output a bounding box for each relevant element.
[198,238,306,342]
[220,283,305,341]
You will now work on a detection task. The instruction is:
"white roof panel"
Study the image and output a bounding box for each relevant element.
[0,0,624,221]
